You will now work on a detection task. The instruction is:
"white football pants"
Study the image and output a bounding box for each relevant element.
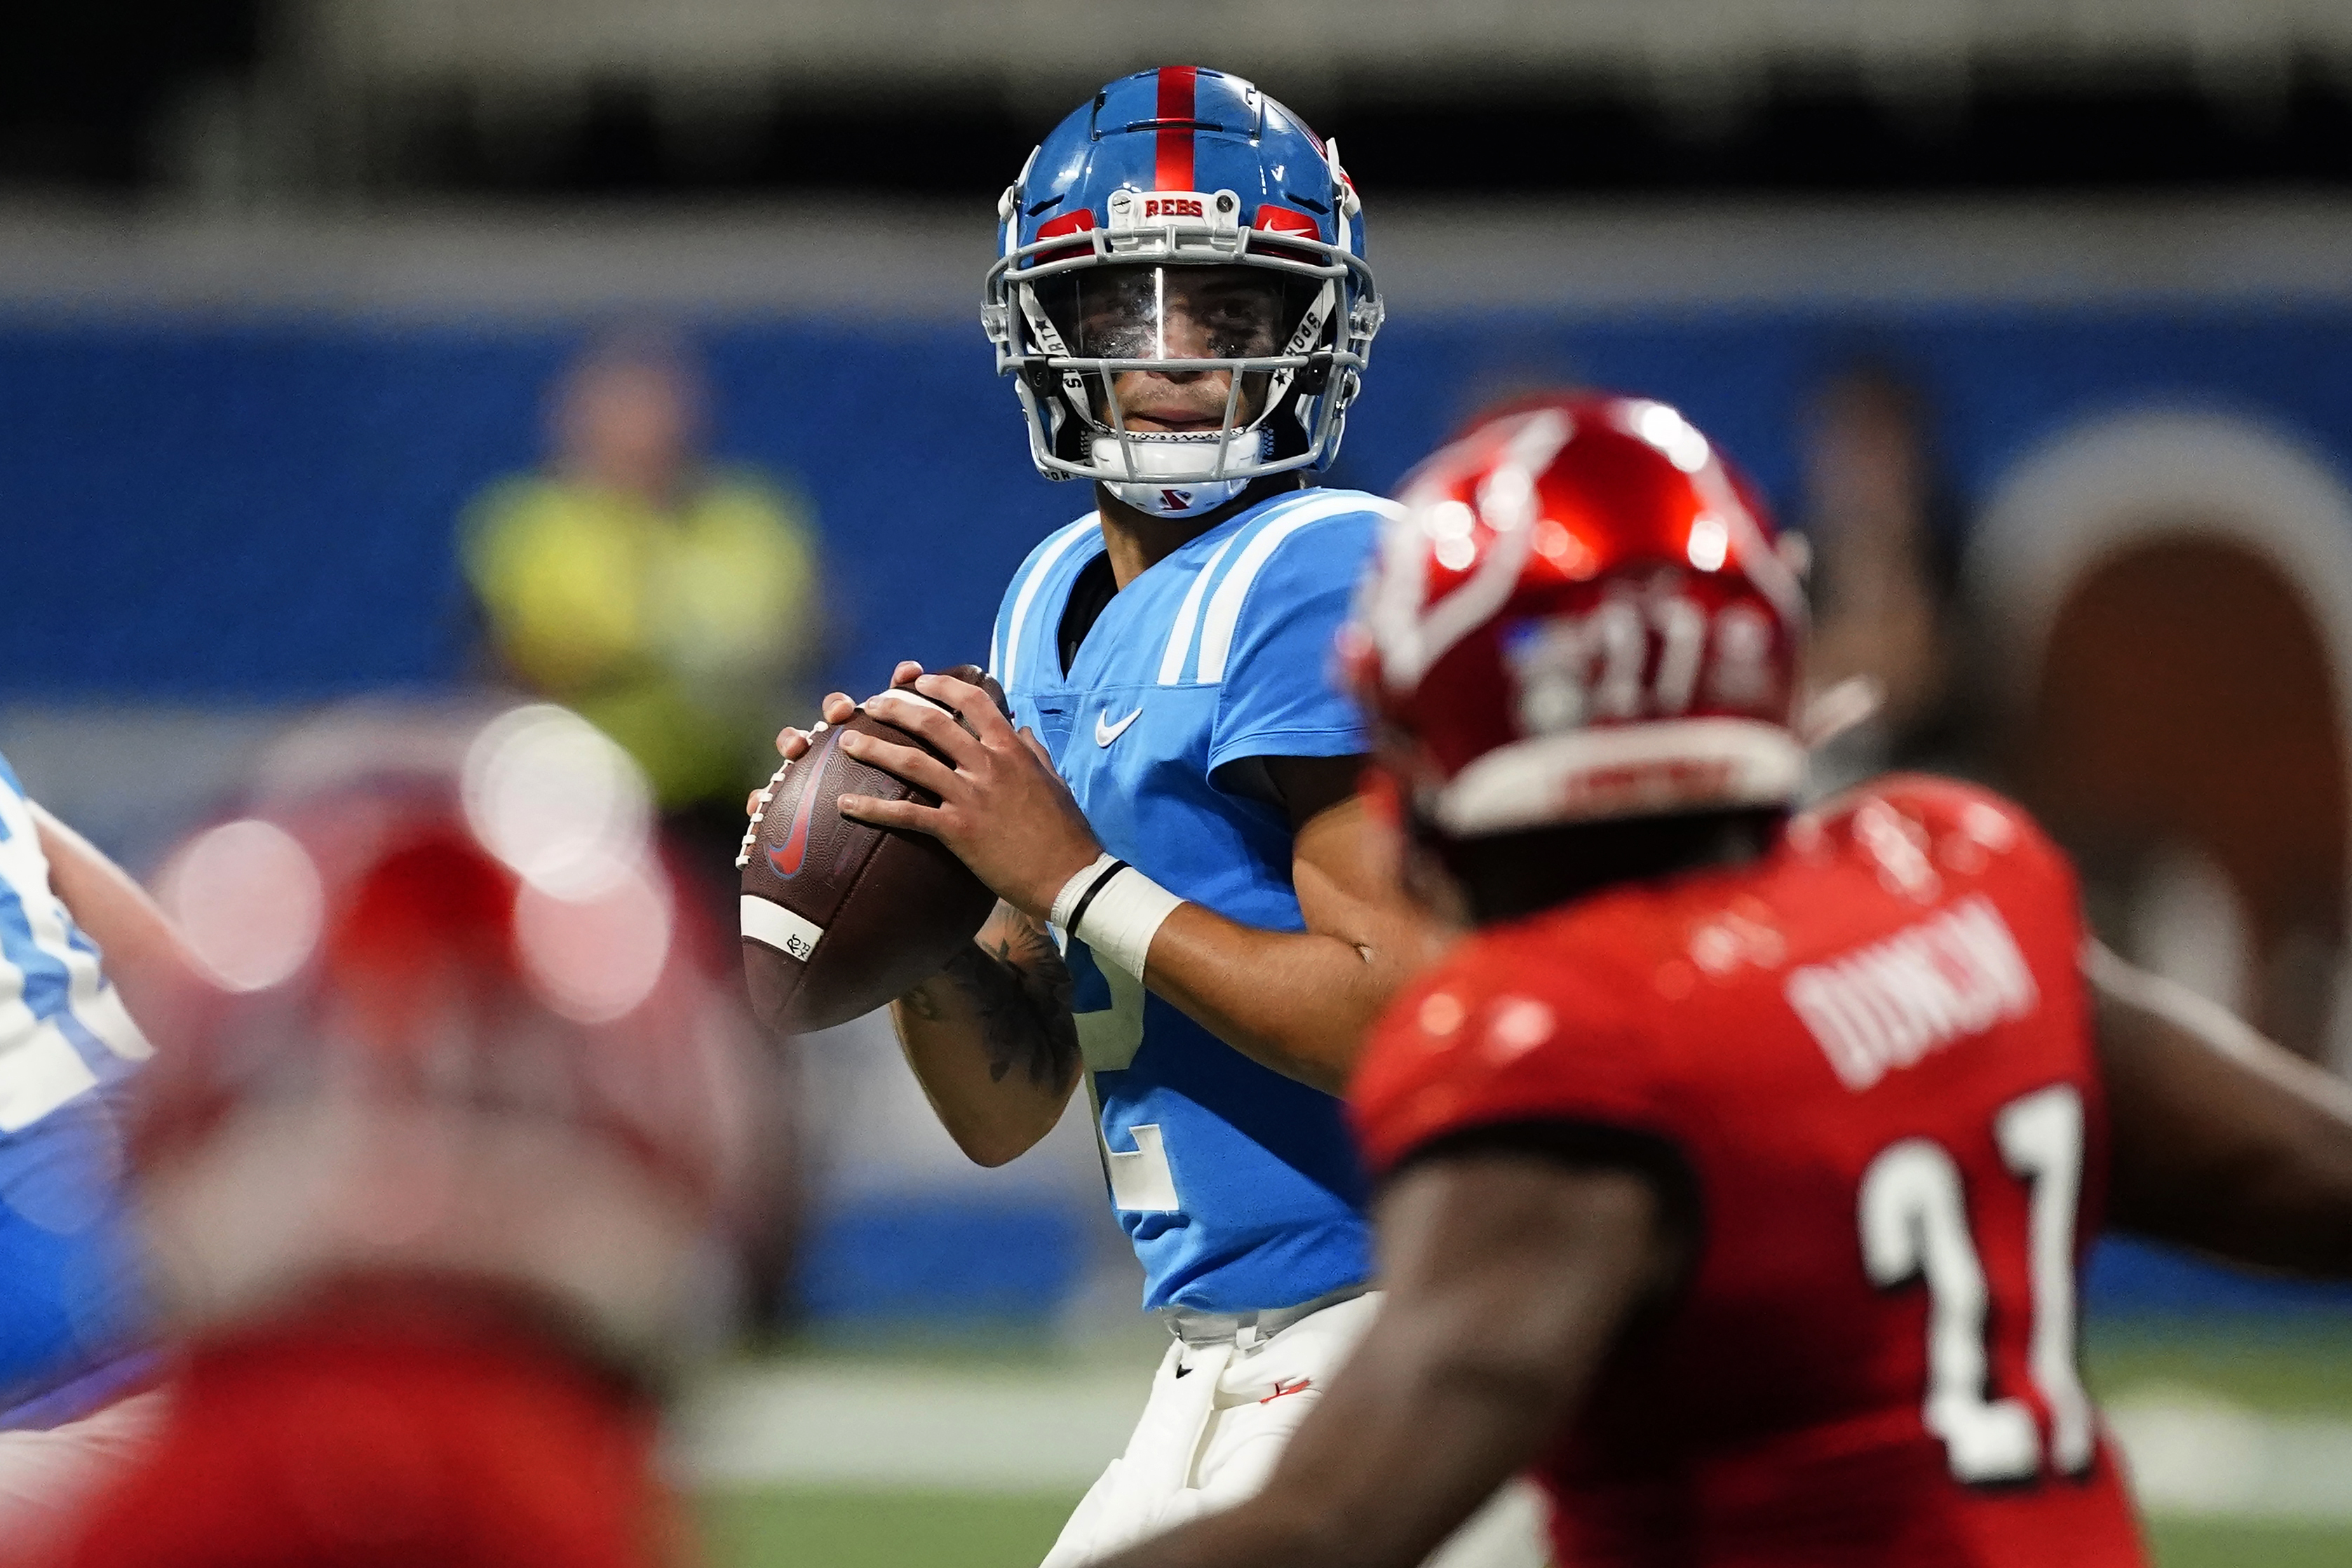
[1040,1291,1553,1567]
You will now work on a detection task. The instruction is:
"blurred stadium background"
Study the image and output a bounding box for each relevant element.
[13,2,2352,1563]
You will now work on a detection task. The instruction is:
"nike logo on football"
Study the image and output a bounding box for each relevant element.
[1095,707,1144,746]
[766,728,838,879]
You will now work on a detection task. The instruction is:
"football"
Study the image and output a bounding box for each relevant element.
[737,666,1004,1034]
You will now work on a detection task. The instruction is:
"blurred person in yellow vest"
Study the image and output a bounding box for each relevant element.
[461,329,820,911]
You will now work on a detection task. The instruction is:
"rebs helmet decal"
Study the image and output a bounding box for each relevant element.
[1345,392,1809,839]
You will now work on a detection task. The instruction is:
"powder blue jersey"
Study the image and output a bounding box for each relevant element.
[0,752,154,1427]
[989,487,1401,1313]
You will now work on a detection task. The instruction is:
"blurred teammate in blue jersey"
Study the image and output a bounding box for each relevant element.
[760,67,1546,1567]
[0,756,191,1536]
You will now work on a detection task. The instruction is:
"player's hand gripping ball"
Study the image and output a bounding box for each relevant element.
[738,665,1008,1033]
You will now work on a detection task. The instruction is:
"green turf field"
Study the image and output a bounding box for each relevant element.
[691,1319,2352,1567]
[2084,1320,2352,1412]
[2088,1322,2352,1566]
[2143,1522,2352,1568]
[694,1490,2352,1568]
[698,1486,1076,1568]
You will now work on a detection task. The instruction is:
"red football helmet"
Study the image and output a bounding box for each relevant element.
[1346,392,1807,839]
[133,704,759,1366]
[29,706,751,1568]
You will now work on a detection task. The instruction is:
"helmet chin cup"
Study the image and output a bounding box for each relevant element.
[1090,429,1264,518]
[1104,475,1252,518]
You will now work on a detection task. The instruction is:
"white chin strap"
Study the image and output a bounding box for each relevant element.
[1090,430,1263,518]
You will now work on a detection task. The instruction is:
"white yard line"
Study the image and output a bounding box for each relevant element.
[675,1364,2352,1524]
[2106,1386,2352,1524]
[672,1363,1147,1492]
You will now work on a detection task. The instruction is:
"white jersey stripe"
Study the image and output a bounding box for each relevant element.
[1154,489,1320,687]
[76,983,152,1064]
[1154,533,1241,686]
[0,1021,99,1133]
[998,513,1100,691]
[0,935,48,1119]
[1193,494,1403,685]
[7,827,145,1066]
[20,880,143,1065]
[0,778,146,1127]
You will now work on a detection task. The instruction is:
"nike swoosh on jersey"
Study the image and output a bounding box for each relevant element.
[1095,706,1144,746]
[765,729,839,879]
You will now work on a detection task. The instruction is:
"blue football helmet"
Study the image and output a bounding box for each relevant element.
[982,66,1383,518]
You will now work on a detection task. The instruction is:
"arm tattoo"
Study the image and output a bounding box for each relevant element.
[936,905,1081,1092]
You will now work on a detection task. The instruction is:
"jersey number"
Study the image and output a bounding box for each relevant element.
[1506,595,1778,735]
[1067,937,1182,1213]
[1856,1083,2094,1485]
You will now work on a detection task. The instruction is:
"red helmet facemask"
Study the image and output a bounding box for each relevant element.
[1346,393,1808,842]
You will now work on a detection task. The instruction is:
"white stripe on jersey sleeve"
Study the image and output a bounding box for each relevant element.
[75,983,152,1064]
[996,513,1100,691]
[0,1022,98,1133]
[1154,533,1241,686]
[0,781,152,1131]
[1192,494,1404,686]
[9,865,151,1069]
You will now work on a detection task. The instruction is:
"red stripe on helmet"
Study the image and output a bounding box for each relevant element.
[1155,65,1197,191]
[1033,209,1097,264]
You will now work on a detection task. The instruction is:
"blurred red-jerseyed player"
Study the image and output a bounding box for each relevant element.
[15,706,759,1568]
[1102,393,2352,1568]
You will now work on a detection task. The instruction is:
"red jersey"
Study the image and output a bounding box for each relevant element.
[29,1290,680,1568]
[1352,777,2148,1568]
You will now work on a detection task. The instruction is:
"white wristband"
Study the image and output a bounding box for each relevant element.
[1050,853,1122,931]
[1050,853,1184,982]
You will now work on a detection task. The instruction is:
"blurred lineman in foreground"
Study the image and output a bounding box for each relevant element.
[22,708,757,1568]
[0,757,194,1537]
[462,331,823,910]
[1107,393,2352,1567]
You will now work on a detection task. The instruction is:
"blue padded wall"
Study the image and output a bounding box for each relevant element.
[8,304,2352,705]
[12,304,2352,1323]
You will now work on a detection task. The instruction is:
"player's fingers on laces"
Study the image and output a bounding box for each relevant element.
[863,689,982,768]
[745,789,764,818]
[773,725,810,759]
[935,663,1009,712]
[839,727,961,799]
[820,692,858,724]
[914,672,1017,746]
[891,660,926,688]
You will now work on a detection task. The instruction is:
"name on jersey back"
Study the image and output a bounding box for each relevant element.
[1783,895,2039,1093]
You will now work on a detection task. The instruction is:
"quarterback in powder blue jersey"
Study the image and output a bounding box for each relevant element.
[759,67,1544,1568]
[0,752,194,1528]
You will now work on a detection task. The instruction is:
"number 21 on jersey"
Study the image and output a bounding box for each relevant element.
[1859,1083,2094,1486]
[1065,935,1182,1214]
